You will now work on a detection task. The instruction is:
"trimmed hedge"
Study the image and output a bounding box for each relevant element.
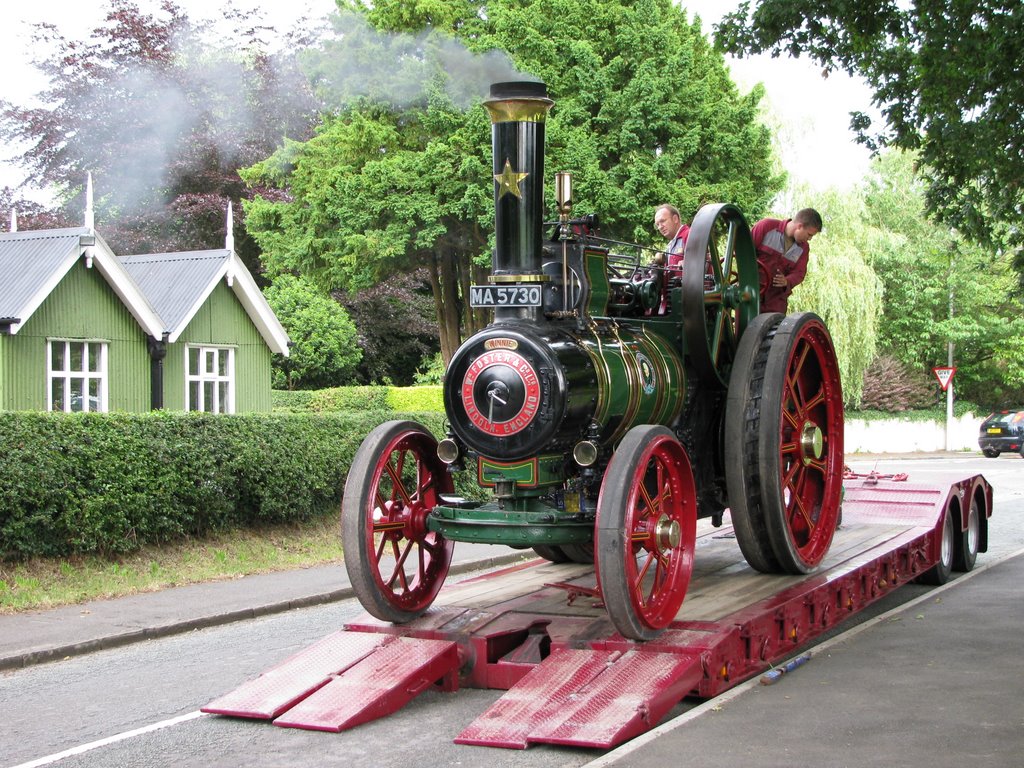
[0,410,453,560]
[271,386,444,414]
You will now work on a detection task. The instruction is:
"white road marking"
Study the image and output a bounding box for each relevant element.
[9,710,208,768]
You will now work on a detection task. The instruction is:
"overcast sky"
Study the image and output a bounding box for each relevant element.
[0,0,875,205]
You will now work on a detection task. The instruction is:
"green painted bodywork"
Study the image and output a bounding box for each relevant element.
[428,497,594,546]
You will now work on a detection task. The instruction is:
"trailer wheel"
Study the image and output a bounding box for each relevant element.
[596,425,697,641]
[682,203,760,388]
[919,501,955,585]
[724,312,785,573]
[341,420,454,622]
[729,313,844,574]
[532,545,571,563]
[953,495,981,572]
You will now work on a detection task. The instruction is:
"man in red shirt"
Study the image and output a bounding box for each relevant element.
[751,208,822,313]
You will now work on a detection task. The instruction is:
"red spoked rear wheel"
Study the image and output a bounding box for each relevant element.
[596,425,697,641]
[762,313,844,571]
[726,313,844,574]
[341,420,454,622]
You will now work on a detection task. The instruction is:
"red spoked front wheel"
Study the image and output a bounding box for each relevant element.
[341,420,454,622]
[596,425,697,641]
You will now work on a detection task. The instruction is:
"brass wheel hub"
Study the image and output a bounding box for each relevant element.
[800,421,824,465]
[654,515,681,552]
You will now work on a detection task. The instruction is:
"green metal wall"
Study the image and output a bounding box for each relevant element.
[0,261,151,411]
[162,280,273,413]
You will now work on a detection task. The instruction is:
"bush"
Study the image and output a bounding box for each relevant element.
[0,410,454,560]
[272,385,443,414]
[860,355,938,411]
[387,386,443,412]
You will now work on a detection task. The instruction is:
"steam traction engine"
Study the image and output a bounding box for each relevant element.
[341,81,845,641]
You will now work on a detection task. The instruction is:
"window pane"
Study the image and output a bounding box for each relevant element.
[69,342,84,372]
[189,381,200,411]
[51,379,65,411]
[88,344,100,372]
[218,381,229,413]
[218,351,228,377]
[88,379,100,412]
[188,347,199,376]
[205,350,216,375]
[51,342,65,371]
[70,379,84,412]
[204,381,215,412]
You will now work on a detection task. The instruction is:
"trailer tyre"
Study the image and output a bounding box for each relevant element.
[953,495,981,572]
[919,501,955,585]
[561,543,595,564]
[596,425,697,641]
[341,420,454,623]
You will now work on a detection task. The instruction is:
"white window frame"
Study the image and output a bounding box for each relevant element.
[47,339,108,413]
[185,345,235,414]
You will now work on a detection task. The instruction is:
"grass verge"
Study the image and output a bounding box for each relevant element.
[0,516,342,614]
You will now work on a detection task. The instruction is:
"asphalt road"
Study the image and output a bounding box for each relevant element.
[2,454,1022,768]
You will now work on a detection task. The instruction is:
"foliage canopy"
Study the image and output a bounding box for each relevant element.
[242,0,783,360]
[262,274,362,390]
[715,1,1024,285]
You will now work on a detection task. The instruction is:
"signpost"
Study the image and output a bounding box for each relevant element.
[933,365,957,450]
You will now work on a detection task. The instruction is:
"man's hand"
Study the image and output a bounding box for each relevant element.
[772,272,787,288]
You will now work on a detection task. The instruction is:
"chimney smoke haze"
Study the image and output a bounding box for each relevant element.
[305,11,537,112]
[52,7,535,222]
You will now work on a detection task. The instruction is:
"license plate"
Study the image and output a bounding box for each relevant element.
[987,428,1002,434]
[469,285,542,308]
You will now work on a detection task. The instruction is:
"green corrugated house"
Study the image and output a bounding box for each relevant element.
[0,205,289,414]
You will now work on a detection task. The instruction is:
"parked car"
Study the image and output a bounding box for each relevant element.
[978,410,1024,457]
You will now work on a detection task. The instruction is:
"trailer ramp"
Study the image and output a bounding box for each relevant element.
[456,647,702,749]
[201,631,459,731]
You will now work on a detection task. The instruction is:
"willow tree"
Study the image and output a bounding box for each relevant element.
[785,187,881,408]
[241,0,781,362]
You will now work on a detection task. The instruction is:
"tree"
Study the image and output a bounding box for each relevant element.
[262,275,362,390]
[861,151,1024,408]
[242,0,782,361]
[337,270,440,385]
[715,1,1024,287]
[0,0,320,275]
[784,184,882,407]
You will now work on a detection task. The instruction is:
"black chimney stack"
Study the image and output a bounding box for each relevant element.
[483,81,553,285]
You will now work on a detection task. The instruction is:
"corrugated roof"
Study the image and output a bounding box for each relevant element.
[0,228,91,320]
[119,250,229,335]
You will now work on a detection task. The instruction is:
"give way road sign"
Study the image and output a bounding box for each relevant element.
[933,366,956,391]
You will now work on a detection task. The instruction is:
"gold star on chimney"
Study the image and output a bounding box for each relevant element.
[494,159,528,199]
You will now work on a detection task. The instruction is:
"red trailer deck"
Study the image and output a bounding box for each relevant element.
[204,470,992,750]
